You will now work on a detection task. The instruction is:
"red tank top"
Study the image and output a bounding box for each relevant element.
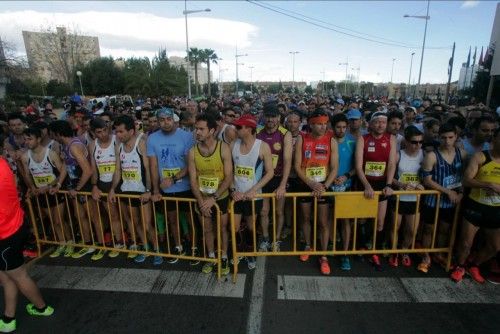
[362,132,391,181]
[0,158,23,239]
[301,132,332,182]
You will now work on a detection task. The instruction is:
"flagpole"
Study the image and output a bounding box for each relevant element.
[445,42,455,104]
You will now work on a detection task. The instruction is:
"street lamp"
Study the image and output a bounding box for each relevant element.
[183,1,211,99]
[339,59,349,96]
[320,70,325,96]
[76,70,84,97]
[404,0,430,97]
[408,52,415,97]
[289,51,299,90]
[390,58,396,83]
[235,47,248,95]
[248,66,255,93]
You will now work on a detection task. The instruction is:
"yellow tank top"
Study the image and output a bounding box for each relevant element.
[194,140,228,198]
[469,151,500,206]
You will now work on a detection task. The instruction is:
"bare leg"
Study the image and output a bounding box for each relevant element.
[4,265,46,309]
[0,271,18,317]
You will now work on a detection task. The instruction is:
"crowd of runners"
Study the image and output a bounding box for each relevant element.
[1,93,499,286]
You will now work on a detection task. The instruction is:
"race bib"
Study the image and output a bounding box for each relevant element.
[272,154,279,169]
[122,169,139,181]
[199,176,219,194]
[443,175,461,189]
[33,174,55,188]
[479,189,500,205]
[162,168,181,179]
[306,166,326,182]
[400,173,419,184]
[98,163,115,175]
[365,161,386,177]
[235,165,254,179]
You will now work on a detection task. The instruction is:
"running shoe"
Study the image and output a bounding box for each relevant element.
[417,261,430,274]
[230,256,243,265]
[202,262,215,274]
[272,241,281,252]
[71,247,95,259]
[258,240,271,252]
[221,258,230,276]
[127,245,139,259]
[26,304,54,316]
[190,247,200,266]
[63,245,74,257]
[486,272,500,285]
[49,245,65,258]
[450,266,466,282]
[299,245,311,262]
[319,257,331,275]
[134,253,148,263]
[401,254,412,267]
[0,319,16,333]
[108,243,125,258]
[340,256,351,271]
[167,246,185,264]
[91,249,106,261]
[467,266,485,284]
[388,254,399,267]
[153,255,164,266]
[247,256,257,270]
[370,254,382,271]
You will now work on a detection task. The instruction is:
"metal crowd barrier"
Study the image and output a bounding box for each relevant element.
[26,190,223,278]
[229,190,460,282]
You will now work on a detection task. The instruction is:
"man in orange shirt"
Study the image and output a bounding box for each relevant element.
[0,157,54,333]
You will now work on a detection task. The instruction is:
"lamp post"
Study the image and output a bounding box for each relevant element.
[339,59,349,96]
[76,70,84,97]
[183,1,211,99]
[248,66,255,93]
[289,51,299,90]
[404,0,430,97]
[408,52,415,97]
[390,58,396,83]
[235,46,248,95]
[320,70,325,96]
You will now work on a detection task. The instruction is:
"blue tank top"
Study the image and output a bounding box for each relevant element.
[423,147,463,209]
[331,134,355,192]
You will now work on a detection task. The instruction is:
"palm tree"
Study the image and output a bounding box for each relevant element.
[187,47,203,96]
[201,48,218,96]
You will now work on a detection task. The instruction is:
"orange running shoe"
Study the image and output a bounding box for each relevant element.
[450,266,466,282]
[319,257,331,275]
[467,266,485,284]
[417,260,431,274]
[299,246,311,262]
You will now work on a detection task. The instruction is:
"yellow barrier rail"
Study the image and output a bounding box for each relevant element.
[26,190,223,278]
[229,190,460,282]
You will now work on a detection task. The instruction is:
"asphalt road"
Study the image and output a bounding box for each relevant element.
[3,250,500,334]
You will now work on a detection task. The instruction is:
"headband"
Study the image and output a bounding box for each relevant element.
[308,115,329,124]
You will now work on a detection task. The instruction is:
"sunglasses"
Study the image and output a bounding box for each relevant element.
[410,140,423,145]
[235,125,243,130]
[226,114,236,118]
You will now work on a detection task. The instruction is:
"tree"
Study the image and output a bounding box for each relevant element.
[200,48,218,96]
[187,47,203,96]
[80,57,124,96]
[123,57,152,96]
[304,85,313,95]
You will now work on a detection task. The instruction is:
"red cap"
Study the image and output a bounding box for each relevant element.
[232,114,257,129]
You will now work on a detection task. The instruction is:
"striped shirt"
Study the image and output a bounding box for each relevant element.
[423,147,463,209]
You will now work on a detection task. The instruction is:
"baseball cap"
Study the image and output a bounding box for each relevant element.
[347,109,362,120]
[336,98,345,105]
[156,107,175,118]
[232,114,257,128]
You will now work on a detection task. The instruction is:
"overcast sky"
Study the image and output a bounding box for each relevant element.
[0,1,497,84]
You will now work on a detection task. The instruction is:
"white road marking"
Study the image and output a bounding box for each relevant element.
[246,257,267,334]
[30,265,246,298]
[277,275,500,304]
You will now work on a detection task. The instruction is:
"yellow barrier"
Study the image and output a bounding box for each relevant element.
[229,190,460,282]
[26,190,223,278]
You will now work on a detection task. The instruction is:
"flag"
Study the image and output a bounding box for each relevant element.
[466,46,471,67]
[479,46,484,66]
[472,46,477,65]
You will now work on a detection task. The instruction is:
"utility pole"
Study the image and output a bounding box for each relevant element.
[249,66,254,93]
[289,51,299,90]
[339,58,349,96]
